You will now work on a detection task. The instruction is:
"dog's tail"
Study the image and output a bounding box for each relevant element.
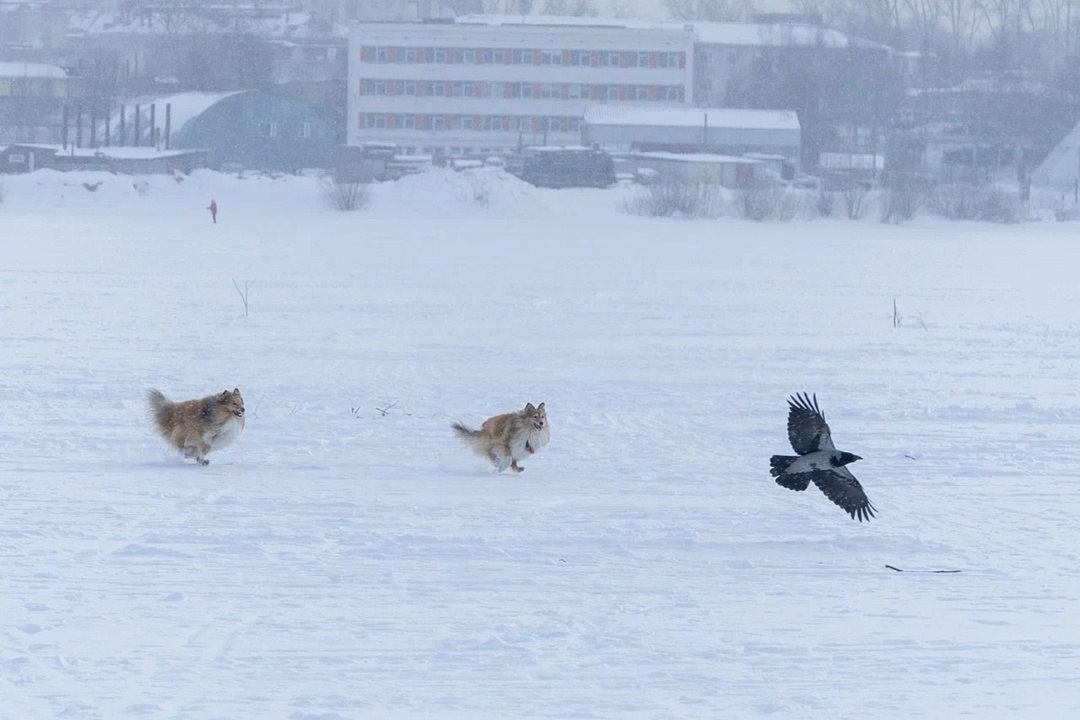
[453,420,490,453]
[147,388,175,437]
[452,421,479,441]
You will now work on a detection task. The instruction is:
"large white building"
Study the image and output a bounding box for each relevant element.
[347,16,695,155]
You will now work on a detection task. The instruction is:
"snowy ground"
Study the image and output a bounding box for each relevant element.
[1,169,1079,719]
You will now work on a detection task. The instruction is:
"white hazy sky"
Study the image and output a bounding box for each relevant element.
[594,1,792,20]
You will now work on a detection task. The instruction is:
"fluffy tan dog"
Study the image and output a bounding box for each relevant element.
[453,402,549,473]
[147,388,245,465]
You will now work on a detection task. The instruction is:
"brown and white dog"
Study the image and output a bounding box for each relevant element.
[147,388,245,465]
[453,402,549,473]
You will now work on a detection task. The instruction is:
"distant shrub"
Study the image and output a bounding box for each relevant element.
[467,172,491,206]
[927,183,1022,223]
[734,180,799,221]
[880,172,927,224]
[323,177,370,211]
[624,178,721,218]
[815,189,835,218]
[843,184,869,220]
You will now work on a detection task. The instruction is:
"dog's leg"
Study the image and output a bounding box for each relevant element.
[510,460,524,473]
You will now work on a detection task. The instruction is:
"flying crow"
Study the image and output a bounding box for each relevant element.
[770,393,876,522]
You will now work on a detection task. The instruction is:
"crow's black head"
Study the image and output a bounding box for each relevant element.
[832,451,862,467]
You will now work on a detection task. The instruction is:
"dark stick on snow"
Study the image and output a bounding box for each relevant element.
[885,564,962,573]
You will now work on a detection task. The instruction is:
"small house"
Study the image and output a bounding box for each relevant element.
[583,105,801,170]
[0,143,208,174]
[632,151,763,188]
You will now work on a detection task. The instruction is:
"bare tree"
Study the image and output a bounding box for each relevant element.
[979,0,1034,68]
[842,0,905,44]
[437,0,494,14]
[943,0,984,58]
[902,0,943,52]
[540,0,596,15]
[665,0,751,21]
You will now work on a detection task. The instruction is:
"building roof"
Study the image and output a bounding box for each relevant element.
[0,61,68,79]
[1032,120,1080,190]
[109,91,247,139]
[635,151,760,164]
[9,144,204,159]
[584,105,801,132]
[454,14,677,31]
[691,22,882,50]
[66,9,343,39]
[453,14,887,51]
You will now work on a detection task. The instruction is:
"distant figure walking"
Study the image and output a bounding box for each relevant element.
[207,199,218,224]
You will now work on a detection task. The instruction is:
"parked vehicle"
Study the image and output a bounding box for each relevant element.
[513,147,617,189]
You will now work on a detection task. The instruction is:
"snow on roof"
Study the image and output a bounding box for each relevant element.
[691,22,880,50]
[9,144,203,159]
[1032,120,1080,190]
[143,91,245,134]
[584,105,800,132]
[0,61,68,79]
[66,9,342,39]
[525,144,596,153]
[454,14,678,32]
[109,91,247,140]
[454,14,887,51]
[635,151,760,163]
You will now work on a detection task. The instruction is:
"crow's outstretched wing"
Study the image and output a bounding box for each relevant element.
[774,472,811,492]
[810,466,876,522]
[787,392,834,455]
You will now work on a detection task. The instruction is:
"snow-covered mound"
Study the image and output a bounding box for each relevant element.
[0,166,634,220]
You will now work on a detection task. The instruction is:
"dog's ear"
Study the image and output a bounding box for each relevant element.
[220,390,231,400]
[232,387,240,395]
[524,402,536,414]
[537,402,545,411]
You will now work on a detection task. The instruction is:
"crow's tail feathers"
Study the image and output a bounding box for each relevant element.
[769,455,797,478]
[770,455,811,491]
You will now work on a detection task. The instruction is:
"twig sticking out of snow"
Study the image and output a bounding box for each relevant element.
[885,565,962,573]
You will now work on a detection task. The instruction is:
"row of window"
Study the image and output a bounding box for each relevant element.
[360,46,686,69]
[359,113,583,133]
[257,121,313,139]
[359,79,684,102]
[404,146,505,156]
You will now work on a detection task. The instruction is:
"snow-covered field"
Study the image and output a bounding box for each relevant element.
[1,168,1079,719]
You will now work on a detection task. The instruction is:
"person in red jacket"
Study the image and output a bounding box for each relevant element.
[207,199,218,224]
